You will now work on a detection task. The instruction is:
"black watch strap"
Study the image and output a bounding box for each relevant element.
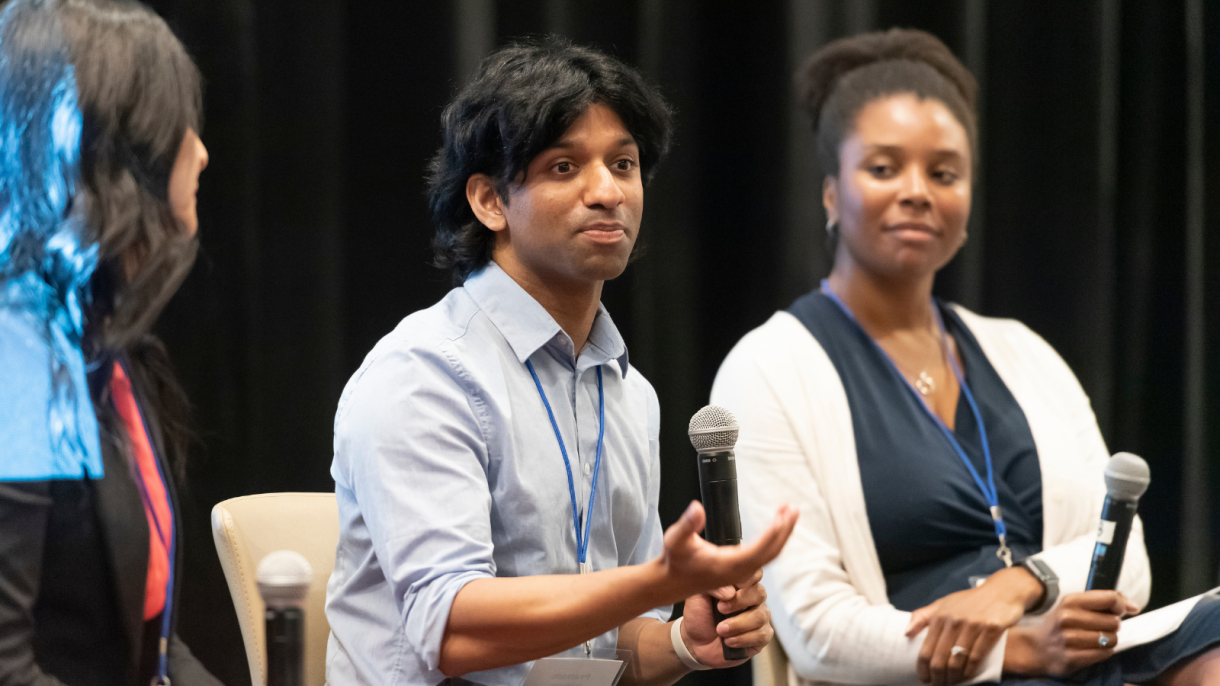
[1020,557,1059,615]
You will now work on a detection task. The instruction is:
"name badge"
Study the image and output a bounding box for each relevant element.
[523,657,626,686]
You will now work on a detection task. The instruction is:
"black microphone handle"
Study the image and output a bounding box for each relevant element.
[697,449,748,661]
[1085,497,1139,591]
[265,605,305,686]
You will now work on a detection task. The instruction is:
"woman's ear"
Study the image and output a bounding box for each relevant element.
[822,175,839,227]
[466,174,508,232]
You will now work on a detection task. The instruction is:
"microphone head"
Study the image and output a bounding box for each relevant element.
[1104,452,1150,501]
[688,405,739,453]
[256,550,313,609]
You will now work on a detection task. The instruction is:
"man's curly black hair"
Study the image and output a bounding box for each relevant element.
[428,37,673,284]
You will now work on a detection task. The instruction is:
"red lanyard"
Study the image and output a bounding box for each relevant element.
[111,361,175,685]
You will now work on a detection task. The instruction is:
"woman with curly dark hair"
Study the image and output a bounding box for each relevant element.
[0,0,219,684]
[713,28,1220,686]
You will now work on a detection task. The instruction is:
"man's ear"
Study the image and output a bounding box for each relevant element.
[466,174,508,232]
[822,176,839,227]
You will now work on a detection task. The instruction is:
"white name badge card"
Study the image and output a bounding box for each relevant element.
[523,650,630,686]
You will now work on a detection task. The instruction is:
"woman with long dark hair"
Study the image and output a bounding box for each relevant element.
[714,29,1220,686]
[0,0,219,683]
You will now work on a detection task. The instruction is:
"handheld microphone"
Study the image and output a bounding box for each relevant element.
[1085,453,1150,591]
[257,550,313,686]
[688,405,748,661]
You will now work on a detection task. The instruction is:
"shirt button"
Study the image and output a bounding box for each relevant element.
[584,463,592,476]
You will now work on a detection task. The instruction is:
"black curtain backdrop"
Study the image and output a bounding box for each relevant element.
[135,1,1220,685]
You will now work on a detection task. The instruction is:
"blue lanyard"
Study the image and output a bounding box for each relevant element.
[117,360,175,685]
[820,281,1013,567]
[524,360,605,569]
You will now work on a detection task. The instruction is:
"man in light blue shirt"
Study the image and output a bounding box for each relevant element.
[326,38,798,686]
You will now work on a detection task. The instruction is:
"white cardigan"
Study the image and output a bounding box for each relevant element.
[711,308,1152,686]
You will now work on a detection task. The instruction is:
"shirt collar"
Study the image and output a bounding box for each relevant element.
[463,262,630,378]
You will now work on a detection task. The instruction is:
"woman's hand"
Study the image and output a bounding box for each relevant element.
[907,566,1043,684]
[1003,591,1139,678]
[680,569,773,667]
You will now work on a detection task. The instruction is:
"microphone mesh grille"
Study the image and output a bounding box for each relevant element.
[1104,452,1150,501]
[688,405,739,452]
[257,550,313,607]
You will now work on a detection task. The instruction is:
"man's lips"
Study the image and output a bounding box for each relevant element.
[578,222,628,244]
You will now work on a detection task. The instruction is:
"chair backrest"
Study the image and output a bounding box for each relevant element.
[753,635,791,686]
[211,493,338,686]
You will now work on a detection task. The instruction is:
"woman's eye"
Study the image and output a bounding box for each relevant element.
[932,169,959,185]
[868,163,894,178]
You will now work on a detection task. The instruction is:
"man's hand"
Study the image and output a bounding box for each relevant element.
[679,569,773,667]
[654,501,798,602]
[1003,591,1139,678]
[441,501,796,679]
[907,566,1043,685]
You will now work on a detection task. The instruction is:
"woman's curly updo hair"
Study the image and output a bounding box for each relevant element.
[796,28,978,178]
[428,37,673,284]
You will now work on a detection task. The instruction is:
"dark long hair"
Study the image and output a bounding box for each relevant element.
[428,37,674,284]
[0,0,204,480]
[64,0,202,480]
[57,0,203,356]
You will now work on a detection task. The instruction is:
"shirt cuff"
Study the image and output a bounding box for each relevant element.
[406,569,494,673]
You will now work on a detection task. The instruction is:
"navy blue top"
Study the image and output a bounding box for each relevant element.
[788,290,1044,611]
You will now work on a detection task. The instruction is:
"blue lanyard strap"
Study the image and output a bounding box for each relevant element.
[524,360,605,567]
[116,360,175,685]
[819,281,1012,567]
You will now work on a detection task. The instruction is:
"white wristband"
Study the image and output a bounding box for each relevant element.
[671,617,712,671]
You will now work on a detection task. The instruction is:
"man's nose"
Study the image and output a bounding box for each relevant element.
[584,163,626,209]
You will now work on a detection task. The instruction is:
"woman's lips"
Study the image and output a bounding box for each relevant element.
[886,222,939,242]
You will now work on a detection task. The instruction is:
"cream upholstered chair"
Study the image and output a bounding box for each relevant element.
[753,634,791,686]
[212,493,339,686]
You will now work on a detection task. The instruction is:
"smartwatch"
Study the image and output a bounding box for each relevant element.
[1020,557,1059,615]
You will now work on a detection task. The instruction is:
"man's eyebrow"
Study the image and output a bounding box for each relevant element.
[544,135,639,152]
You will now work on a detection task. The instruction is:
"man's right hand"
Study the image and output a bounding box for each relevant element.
[440,500,797,678]
[1003,591,1140,678]
[653,501,798,601]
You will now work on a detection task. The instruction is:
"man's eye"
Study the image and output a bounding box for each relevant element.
[555,161,573,173]
[615,158,636,171]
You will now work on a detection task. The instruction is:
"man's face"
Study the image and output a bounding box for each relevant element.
[494,103,643,288]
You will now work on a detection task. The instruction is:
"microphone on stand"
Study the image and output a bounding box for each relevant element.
[1085,453,1150,591]
[257,550,313,686]
[688,405,748,662]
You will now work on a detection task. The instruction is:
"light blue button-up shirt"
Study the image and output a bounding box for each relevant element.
[325,262,670,686]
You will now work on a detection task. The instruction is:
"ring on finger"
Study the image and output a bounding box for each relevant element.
[1098,633,1111,648]
[950,645,967,658]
